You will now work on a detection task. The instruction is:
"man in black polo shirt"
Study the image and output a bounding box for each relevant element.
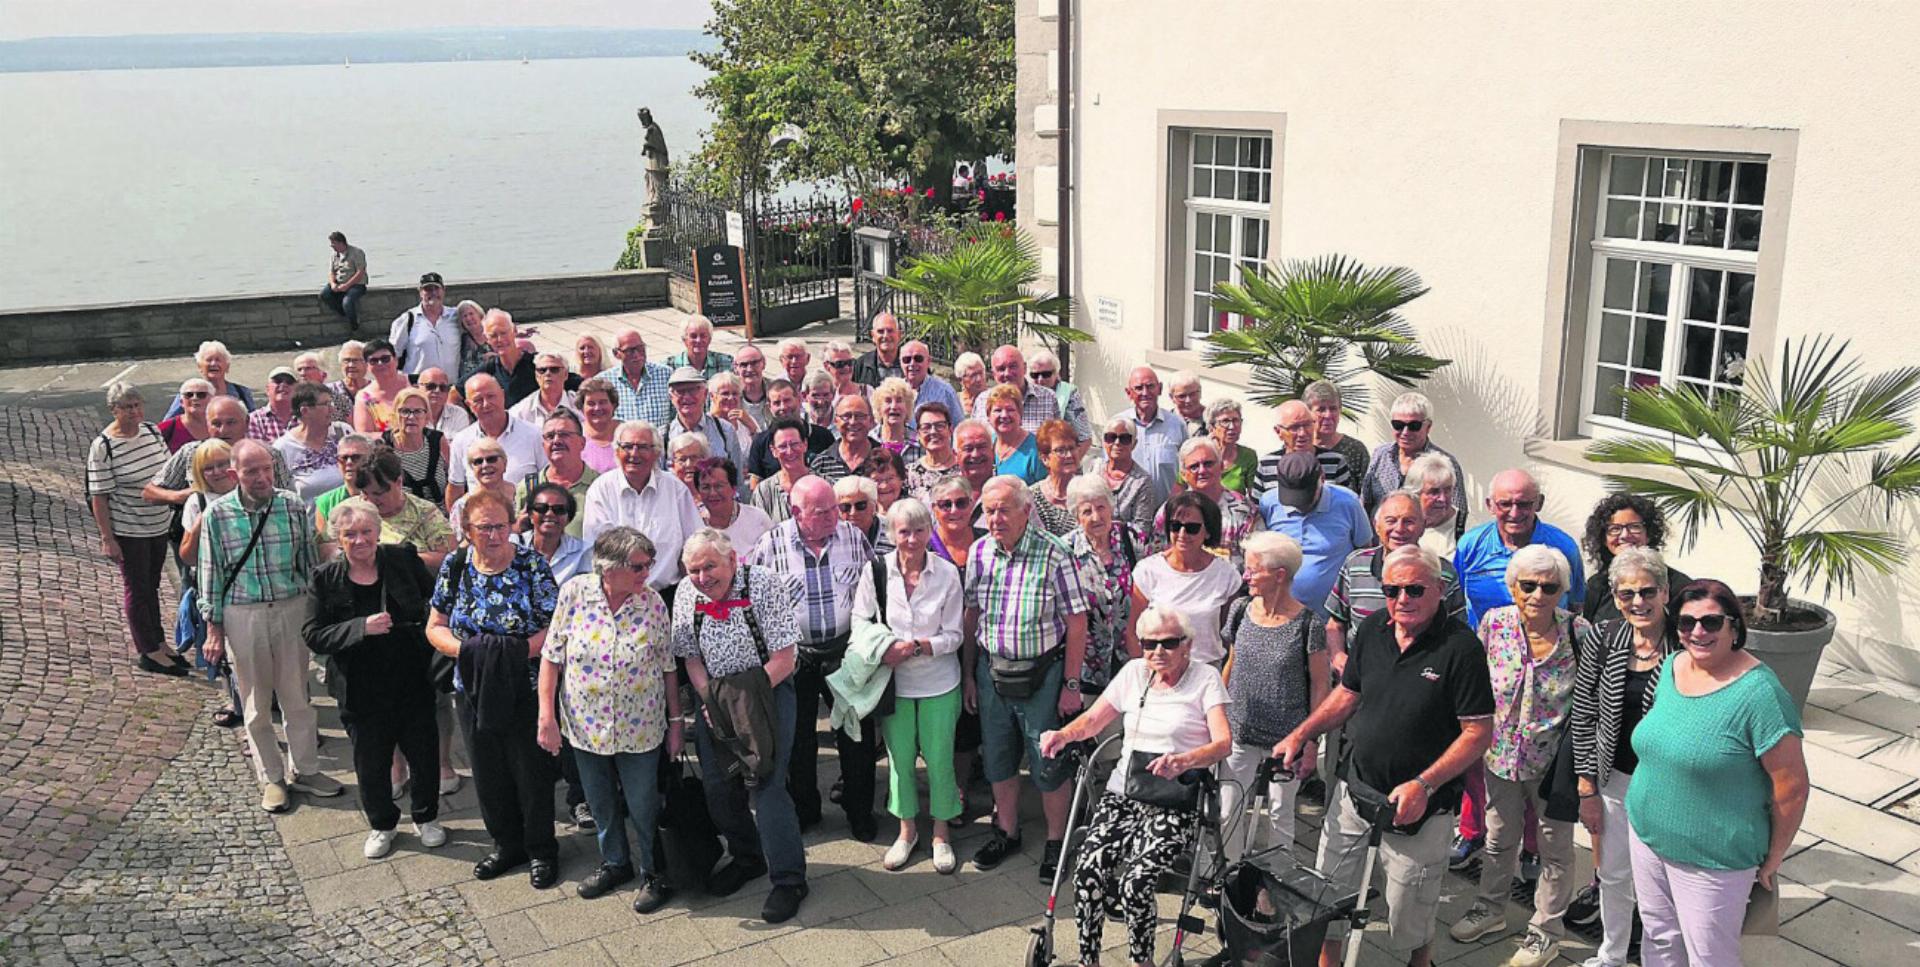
[745,379,835,482]
[1275,544,1492,967]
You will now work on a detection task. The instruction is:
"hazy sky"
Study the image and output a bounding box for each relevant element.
[0,1,716,40]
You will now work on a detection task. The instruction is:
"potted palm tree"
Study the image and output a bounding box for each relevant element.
[1201,254,1448,414]
[885,223,1087,363]
[1586,337,1920,710]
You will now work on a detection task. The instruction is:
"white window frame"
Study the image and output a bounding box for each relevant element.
[1578,150,1768,438]
[1182,130,1272,342]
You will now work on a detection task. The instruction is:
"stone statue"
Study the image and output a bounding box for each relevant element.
[638,107,670,235]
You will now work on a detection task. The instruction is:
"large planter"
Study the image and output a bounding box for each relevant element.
[1744,599,1835,714]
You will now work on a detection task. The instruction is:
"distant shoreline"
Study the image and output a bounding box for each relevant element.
[0,27,713,74]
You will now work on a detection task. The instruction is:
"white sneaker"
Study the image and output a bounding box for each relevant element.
[932,839,957,875]
[439,773,463,795]
[883,833,919,871]
[364,829,397,859]
[413,820,448,849]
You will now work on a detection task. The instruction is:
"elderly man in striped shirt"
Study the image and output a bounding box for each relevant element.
[962,475,1089,882]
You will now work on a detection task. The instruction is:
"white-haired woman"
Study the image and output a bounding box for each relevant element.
[1091,415,1166,538]
[1404,452,1459,558]
[952,351,988,420]
[537,527,682,912]
[1362,391,1467,538]
[1039,604,1232,967]
[1302,380,1370,494]
[834,474,891,554]
[1218,531,1328,859]
[853,499,965,874]
[306,500,444,859]
[164,340,255,418]
[870,377,922,460]
[90,382,186,676]
[159,377,215,452]
[1205,399,1259,497]
[668,432,711,494]
[1450,544,1590,964]
[1063,475,1141,700]
[708,370,760,446]
[822,339,869,402]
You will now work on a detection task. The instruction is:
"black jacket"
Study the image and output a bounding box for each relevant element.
[459,633,532,734]
[304,544,437,716]
[746,420,837,479]
[851,349,902,388]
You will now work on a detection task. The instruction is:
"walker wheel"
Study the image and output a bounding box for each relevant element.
[1025,928,1050,967]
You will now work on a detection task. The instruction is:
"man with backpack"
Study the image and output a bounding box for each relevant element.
[388,271,461,378]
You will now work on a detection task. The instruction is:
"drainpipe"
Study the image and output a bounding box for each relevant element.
[1056,0,1074,381]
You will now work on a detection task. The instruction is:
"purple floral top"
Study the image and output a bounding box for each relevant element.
[1478,606,1589,782]
[1065,522,1140,693]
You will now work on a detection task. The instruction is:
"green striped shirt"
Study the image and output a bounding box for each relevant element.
[197,488,316,624]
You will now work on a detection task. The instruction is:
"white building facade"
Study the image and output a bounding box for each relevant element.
[1017,1,1920,683]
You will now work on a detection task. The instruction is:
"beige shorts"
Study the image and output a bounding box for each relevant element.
[1315,784,1453,952]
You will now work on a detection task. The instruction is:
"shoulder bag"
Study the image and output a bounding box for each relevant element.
[1122,680,1201,811]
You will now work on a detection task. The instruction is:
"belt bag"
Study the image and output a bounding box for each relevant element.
[988,646,1064,700]
[797,633,852,672]
[1124,750,1199,811]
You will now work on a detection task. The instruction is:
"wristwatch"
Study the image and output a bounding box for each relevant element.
[910,639,924,658]
[1063,678,1083,693]
[1413,775,1435,798]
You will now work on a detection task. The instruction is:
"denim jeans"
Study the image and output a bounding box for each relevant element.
[691,679,807,887]
[318,283,366,327]
[572,745,663,875]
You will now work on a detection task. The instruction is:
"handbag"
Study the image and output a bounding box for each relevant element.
[987,645,1065,700]
[654,754,724,891]
[1121,682,1200,810]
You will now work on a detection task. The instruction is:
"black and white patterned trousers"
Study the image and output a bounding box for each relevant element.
[1073,792,1197,964]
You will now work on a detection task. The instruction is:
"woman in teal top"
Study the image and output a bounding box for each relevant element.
[984,384,1044,484]
[1624,579,1808,967]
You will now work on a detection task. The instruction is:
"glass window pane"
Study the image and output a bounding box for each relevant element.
[1633,317,1666,370]
[1688,268,1724,322]
[1680,324,1717,380]
[1240,217,1265,259]
[1260,173,1273,203]
[1736,162,1767,205]
[1730,210,1762,251]
[1688,160,1734,202]
[1193,212,1212,250]
[1719,330,1750,384]
[1194,135,1214,166]
[1661,160,1688,199]
[1262,138,1274,169]
[1643,203,1683,243]
[1239,170,1261,202]
[1214,216,1231,252]
[1192,296,1210,335]
[1725,272,1754,328]
[1592,367,1628,418]
[1598,313,1631,364]
[1603,199,1641,238]
[1609,156,1647,196]
[1215,255,1234,288]
[1684,206,1726,248]
[1603,258,1636,310]
[1194,253,1210,290]
[1638,262,1671,314]
[1239,137,1258,167]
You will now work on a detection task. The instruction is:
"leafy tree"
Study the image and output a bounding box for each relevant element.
[690,0,1014,201]
[1202,254,1447,416]
[885,224,1084,360]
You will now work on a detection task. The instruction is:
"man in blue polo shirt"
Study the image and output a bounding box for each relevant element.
[1258,451,1374,617]
[1453,468,1586,630]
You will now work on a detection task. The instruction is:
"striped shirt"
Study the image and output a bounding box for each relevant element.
[197,488,316,623]
[610,363,674,425]
[86,424,174,538]
[1324,546,1467,630]
[664,350,735,380]
[964,524,1090,660]
[1570,619,1671,789]
[747,520,873,645]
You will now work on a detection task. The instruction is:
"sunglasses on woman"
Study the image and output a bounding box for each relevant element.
[1677,614,1730,634]
[1390,419,1425,432]
[1166,519,1206,535]
[934,499,969,512]
[1613,586,1661,602]
[1139,636,1185,652]
[1517,579,1562,596]
[470,454,504,466]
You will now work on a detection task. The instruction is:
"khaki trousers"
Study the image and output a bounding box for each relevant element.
[1477,770,1577,937]
[225,595,319,785]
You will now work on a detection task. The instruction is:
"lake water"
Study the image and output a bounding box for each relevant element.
[0,56,711,310]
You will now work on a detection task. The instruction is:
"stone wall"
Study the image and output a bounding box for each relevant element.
[0,269,671,365]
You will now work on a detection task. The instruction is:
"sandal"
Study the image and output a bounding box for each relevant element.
[212,708,242,728]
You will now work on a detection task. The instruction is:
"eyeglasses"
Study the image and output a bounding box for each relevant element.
[900,355,927,364]
[1103,433,1135,445]
[420,382,450,392]
[469,454,504,466]
[826,359,853,369]
[1677,614,1730,634]
[1517,580,1562,596]
[934,499,970,512]
[614,346,645,357]
[541,430,579,441]
[1391,419,1426,432]
[838,500,869,513]
[367,354,395,366]
[338,453,367,464]
[1605,522,1648,538]
[1613,586,1661,602]
[624,557,654,572]
[1492,499,1538,512]
[470,522,509,536]
[1277,421,1314,435]
[397,407,428,418]
[1044,447,1078,457]
[1380,583,1429,599]
[919,422,950,435]
[535,366,566,375]
[1166,519,1206,535]
[529,502,570,515]
[180,391,210,400]
[1139,637,1185,652]
[1030,369,1054,379]
[1212,417,1242,428]
[615,442,658,453]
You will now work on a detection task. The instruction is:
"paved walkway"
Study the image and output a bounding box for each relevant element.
[3,312,1920,965]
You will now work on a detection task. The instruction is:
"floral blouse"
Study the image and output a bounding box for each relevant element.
[1065,522,1140,694]
[1479,605,1589,782]
[431,544,559,640]
[543,574,673,756]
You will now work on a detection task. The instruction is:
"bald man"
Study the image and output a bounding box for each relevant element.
[852,312,905,387]
[444,374,545,505]
[1121,365,1186,495]
[1453,469,1586,629]
[1254,399,1322,499]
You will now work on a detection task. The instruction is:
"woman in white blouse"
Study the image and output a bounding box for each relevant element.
[851,498,965,874]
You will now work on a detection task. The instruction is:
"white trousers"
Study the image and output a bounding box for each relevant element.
[1218,741,1300,862]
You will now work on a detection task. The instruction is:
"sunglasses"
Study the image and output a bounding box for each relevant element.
[826,359,853,369]
[367,355,395,365]
[1390,419,1426,432]
[1139,637,1185,652]
[1381,583,1429,600]
[1677,614,1731,634]
[420,382,450,392]
[470,454,504,466]
[180,391,210,400]
[900,354,928,364]
[1030,369,1054,379]
[624,557,654,572]
[1166,519,1206,535]
[934,499,970,512]
[1614,586,1661,602]
[838,500,869,513]
[1103,433,1135,445]
[1517,580,1562,596]
[535,366,566,375]
[528,502,570,515]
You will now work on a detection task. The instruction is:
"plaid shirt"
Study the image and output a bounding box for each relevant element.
[611,362,674,426]
[747,520,873,644]
[971,379,1065,435]
[1360,440,1468,538]
[197,488,316,624]
[664,350,735,380]
[246,407,296,444]
[965,524,1089,660]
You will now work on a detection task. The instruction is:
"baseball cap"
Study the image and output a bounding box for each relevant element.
[1272,451,1323,512]
[668,366,706,386]
[419,272,444,287]
[267,366,297,383]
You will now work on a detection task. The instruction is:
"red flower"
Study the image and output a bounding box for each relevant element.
[994,211,1006,222]
[851,197,864,214]
[978,190,987,200]
[925,187,935,198]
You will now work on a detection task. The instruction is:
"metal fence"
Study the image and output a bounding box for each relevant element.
[656,184,851,334]
[658,182,728,283]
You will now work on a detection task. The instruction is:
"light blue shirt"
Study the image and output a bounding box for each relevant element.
[1453,519,1587,630]
[1131,407,1186,497]
[910,374,965,428]
[1257,483,1374,617]
[515,532,593,587]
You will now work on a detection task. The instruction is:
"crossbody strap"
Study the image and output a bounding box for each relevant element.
[219,496,275,604]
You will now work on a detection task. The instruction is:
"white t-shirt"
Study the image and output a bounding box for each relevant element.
[1103,658,1231,796]
[1131,554,1243,664]
[448,417,546,489]
[718,503,775,552]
